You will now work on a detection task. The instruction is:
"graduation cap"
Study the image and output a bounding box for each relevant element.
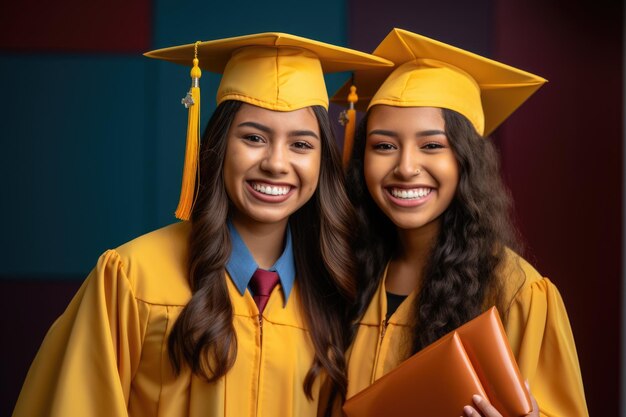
[145,32,392,220]
[334,28,547,142]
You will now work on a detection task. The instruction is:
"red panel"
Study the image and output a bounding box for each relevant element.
[0,279,82,416]
[0,0,151,52]
[494,1,622,415]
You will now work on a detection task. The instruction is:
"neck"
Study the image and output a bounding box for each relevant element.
[395,219,440,264]
[231,214,288,269]
[385,219,440,295]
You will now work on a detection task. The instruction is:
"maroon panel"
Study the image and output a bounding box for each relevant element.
[0,279,82,416]
[348,0,493,56]
[494,1,622,415]
[0,0,151,52]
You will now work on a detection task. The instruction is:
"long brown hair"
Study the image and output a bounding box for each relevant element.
[346,108,520,354]
[168,100,357,400]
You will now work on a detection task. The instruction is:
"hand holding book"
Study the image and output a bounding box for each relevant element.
[343,307,534,417]
[464,383,540,417]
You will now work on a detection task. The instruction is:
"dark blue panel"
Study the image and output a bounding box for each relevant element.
[0,55,150,275]
[0,0,350,277]
[153,0,347,48]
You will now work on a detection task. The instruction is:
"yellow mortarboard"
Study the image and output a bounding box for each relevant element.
[333,28,547,137]
[144,32,393,220]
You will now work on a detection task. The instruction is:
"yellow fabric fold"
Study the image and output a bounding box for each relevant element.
[144,32,394,113]
[505,277,589,417]
[331,28,547,136]
[218,46,328,111]
[343,249,589,417]
[13,251,143,416]
[14,223,321,417]
[369,58,485,134]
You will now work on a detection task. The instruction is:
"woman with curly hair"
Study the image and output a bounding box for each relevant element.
[13,33,392,417]
[339,29,588,417]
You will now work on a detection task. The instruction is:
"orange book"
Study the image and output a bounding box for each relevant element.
[343,307,531,417]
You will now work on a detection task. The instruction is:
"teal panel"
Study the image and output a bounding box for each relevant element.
[0,1,350,277]
[151,0,349,226]
[0,55,151,275]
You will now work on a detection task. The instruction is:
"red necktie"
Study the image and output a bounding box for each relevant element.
[249,268,280,313]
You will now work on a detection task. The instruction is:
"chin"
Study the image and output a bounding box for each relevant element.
[391,220,426,231]
[385,213,430,231]
[248,207,298,224]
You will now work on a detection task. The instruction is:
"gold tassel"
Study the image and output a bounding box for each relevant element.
[175,42,202,221]
[341,85,358,168]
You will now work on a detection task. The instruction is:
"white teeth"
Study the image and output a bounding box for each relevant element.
[252,182,291,196]
[390,187,431,200]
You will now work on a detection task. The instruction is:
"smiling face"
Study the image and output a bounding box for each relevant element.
[364,105,459,232]
[223,103,322,228]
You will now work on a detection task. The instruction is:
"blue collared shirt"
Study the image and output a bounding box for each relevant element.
[226,220,296,305]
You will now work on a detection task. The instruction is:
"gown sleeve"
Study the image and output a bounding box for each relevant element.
[504,276,589,417]
[13,250,143,417]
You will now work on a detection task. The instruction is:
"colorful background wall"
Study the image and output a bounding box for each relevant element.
[0,0,621,415]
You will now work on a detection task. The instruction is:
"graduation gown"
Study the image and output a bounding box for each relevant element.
[13,222,319,417]
[346,249,589,417]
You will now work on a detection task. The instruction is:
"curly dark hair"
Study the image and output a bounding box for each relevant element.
[168,100,357,399]
[346,107,521,354]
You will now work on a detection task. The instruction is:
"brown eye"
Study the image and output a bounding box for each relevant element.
[373,143,396,151]
[422,142,444,150]
[243,134,265,143]
[293,141,313,150]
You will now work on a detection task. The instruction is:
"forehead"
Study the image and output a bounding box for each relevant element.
[233,103,319,130]
[368,105,445,130]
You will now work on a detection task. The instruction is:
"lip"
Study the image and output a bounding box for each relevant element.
[384,185,434,208]
[245,180,296,203]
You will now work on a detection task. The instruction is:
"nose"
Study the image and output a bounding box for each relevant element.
[260,143,289,175]
[393,147,421,179]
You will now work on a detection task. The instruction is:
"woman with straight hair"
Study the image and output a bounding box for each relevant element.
[338,29,588,417]
[13,33,392,417]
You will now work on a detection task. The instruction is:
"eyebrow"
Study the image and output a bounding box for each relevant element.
[368,129,447,138]
[290,130,320,141]
[238,121,272,133]
[237,121,320,140]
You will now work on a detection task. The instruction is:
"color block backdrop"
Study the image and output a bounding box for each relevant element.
[0,0,621,415]
[0,1,349,413]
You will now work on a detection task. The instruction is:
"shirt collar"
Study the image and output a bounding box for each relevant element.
[226,219,296,303]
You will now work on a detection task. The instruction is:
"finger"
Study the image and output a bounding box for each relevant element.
[531,395,539,411]
[472,395,503,417]
[463,405,480,417]
[524,380,540,416]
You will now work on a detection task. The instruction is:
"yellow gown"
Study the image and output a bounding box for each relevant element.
[346,250,589,417]
[13,222,320,417]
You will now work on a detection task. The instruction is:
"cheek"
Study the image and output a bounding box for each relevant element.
[223,153,234,178]
[437,158,460,197]
[297,152,322,191]
[222,162,237,201]
[363,154,386,194]
[222,143,248,196]
[224,140,258,175]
